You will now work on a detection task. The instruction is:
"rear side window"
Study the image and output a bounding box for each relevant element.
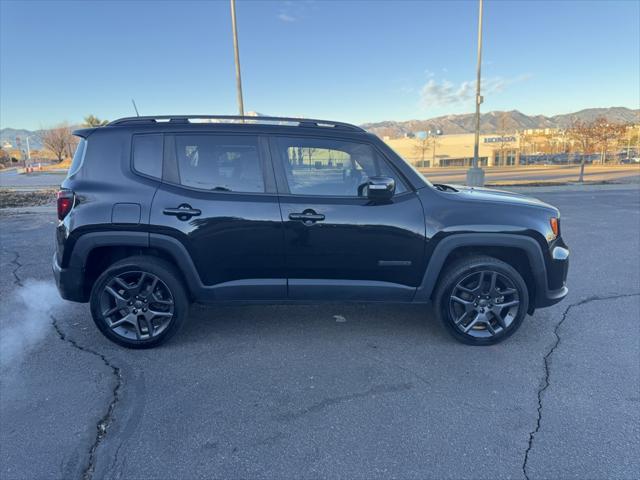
[132,134,163,179]
[174,135,264,193]
[67,138,86,177]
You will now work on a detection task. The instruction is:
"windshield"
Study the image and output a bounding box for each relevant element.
[384,142,433,187]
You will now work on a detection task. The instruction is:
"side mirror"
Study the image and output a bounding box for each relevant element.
[366,176,395,201]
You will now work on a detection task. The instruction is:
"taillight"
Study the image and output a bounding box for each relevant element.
[57,189,74,220]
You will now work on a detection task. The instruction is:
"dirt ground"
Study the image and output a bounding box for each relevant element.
[0,189,56,208]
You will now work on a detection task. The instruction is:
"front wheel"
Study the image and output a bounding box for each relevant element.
[90,256,189,349]
[434,256,529,345]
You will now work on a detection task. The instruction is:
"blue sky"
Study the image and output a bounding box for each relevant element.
[1,0,638,129]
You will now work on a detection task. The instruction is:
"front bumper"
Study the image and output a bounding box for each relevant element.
[52,253,86,303]
[533,246,569,308]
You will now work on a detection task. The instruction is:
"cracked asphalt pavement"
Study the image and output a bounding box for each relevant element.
[1,185,639,479]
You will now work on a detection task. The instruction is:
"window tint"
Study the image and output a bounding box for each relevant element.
[276,137,406,196]
[174,135,264,193]
[133,134,163,179]
[67,138,86,177]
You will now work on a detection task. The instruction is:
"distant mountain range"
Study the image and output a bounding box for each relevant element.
[0,128,47,150]
[361,107,639,138]
[2,107,638,150]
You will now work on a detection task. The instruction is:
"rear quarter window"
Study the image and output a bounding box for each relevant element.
[132,134,163,179]
[67,138,86,177]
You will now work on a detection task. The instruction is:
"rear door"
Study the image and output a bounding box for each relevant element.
[270,135,427,301]
[149,132,286,301]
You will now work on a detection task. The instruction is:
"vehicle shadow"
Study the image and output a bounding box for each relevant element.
[175,302,450,348]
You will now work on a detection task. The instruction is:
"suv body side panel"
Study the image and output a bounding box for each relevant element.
[278,193,427,286]
[148,133,286,300]
[149,186,286,286]
[268,134,427,299]
[57,128,160,268]
[148,233,285,302]
[415,187,568,308]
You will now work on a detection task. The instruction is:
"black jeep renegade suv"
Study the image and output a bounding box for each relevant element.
[53,115,569,348]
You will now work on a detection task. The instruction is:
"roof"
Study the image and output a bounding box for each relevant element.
[106,115,365,132]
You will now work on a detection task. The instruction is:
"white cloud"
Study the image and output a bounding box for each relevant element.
[277,12,296,22]
[419,74,532,109]
[419,79,474,108]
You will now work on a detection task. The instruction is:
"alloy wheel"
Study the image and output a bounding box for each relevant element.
[449,270,520,338]
[99,271,175,341]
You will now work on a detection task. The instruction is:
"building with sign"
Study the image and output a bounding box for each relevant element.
[385,132,521,167]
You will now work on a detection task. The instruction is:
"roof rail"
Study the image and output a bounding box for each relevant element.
[107,115,365,132]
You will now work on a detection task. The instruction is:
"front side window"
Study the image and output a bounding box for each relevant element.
[276,137,407,197]
[133,134,163,179]
[174,135,264,193]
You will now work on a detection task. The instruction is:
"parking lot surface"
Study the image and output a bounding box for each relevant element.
[1,185,639,479]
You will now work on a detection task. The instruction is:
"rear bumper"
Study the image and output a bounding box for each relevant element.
[533,246,569,308]
[52,253,86,303]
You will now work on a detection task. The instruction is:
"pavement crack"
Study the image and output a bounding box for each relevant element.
[50,314,122,480]
[274,382,413,422]
[9,250,24,287]
[522,292,640,480]
[361,351,432,388]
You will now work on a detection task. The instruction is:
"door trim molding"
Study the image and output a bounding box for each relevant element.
[288,278,415,301]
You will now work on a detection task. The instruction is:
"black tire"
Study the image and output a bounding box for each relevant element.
[90,256,189,349]
[434,255,529,346]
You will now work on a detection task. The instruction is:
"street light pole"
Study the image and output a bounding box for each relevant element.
[230,0,245,119]
[466,0,485,187]
[25,136,31,163]
[432,135,436,164]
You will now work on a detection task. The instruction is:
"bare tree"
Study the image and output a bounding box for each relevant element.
[518,131,534,159]
[590,117,626,164]
[413,137,430,165]
[567,119,596,182]
[542,132,556,155]
[305,147,318,164]
[66,135,79,159]
[495,113,511,166]
[0,148,10,167]
[40,123,75,163]
[428,135,440,166]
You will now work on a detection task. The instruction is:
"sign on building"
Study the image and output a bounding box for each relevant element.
[484,136,516,143]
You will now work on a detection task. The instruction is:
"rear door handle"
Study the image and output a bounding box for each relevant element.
[163,204,201,220]
[289,210,325,224]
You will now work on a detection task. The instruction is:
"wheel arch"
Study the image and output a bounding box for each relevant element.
[415,233,548,312]
[69,231,203,302]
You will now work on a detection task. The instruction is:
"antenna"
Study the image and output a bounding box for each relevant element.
[131,99,140,117]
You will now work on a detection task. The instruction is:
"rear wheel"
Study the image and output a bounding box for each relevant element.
[434,255,529,345]
[90,256,189,348]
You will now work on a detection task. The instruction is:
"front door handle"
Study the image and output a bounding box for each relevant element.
[289,210,325,224]
[163,204,202,221]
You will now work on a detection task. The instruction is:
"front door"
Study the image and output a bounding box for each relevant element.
[270,135,426,301]
[150,133,285,301]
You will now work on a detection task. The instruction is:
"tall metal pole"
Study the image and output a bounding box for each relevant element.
[230,0,245,119]
[466,0,485,186]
